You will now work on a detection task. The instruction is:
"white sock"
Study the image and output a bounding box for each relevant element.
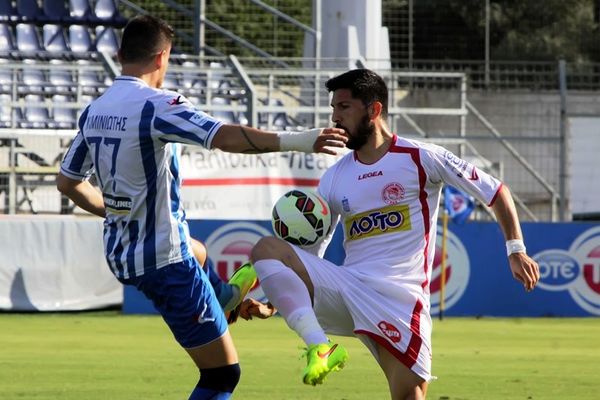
[254,259,328,345]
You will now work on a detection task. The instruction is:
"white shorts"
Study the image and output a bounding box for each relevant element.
[292,246,432,381]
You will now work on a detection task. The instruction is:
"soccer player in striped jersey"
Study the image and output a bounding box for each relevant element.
[56,15,346,400]
[246,69,540,398]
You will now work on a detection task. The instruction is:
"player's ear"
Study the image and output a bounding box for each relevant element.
[369,101,383,120]
[155,49,166,69]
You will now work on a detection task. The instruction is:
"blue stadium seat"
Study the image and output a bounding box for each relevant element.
[21,94,50,128]
[0,22,16,56]
[48,59,75,94]
[69,0,100,25]
[19,59,46,94]
[211,96,236,124]
[51,94,77,129]
[94,0,126,27]
[43,24,70,55]
[15,23,43,56]
[68,24,94,56]
[75,59,103,95]
[0,0,18,23]
[0,93,12,127]
[94,25,118,55]
[180,60,206,96]
[16,0,43,22]
[0,62,12,93]
[162,71,179,91]
[44,0,75,23]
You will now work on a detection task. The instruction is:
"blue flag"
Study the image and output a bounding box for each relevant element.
[443,186,475,224]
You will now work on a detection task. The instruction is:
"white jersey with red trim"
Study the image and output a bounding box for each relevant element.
[315,134,502,292]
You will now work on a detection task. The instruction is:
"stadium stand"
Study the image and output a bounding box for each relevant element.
[51,93,77,128]
[43,23,70,53]
[48,59,75,94]
[68,24,94,54]
[93,0,125,27]
[0,1,581,221]
[0,93,12,127]
[15,23,42,54]
[16,0,43,23]
[94,24,118,54]
[0,22,15,53]
[0,0,18,23]
[69,0,96,24]
[44,0,76,24]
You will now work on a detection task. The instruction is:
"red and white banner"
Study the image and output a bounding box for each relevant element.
[179,147,343,219]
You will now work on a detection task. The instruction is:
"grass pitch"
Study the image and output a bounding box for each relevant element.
[0,312,598,399]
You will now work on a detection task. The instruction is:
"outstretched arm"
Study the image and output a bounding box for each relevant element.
[490,185,540,291]
[211,125,347,155]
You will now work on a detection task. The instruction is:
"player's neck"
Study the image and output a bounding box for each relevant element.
[120,65,162,88]
[356,129,393,164]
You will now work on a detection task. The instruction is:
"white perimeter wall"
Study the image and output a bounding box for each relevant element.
[0,216,122,311]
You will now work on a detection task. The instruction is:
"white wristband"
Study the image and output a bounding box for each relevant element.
[277,129,321,153]
[506,239,526,256]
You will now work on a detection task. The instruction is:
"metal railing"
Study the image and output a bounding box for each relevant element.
[0,55,565,220]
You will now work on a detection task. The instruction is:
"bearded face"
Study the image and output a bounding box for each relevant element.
[337,113,375,150]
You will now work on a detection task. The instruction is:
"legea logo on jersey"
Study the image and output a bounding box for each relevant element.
[344,204,411,241]
[430,226,470,315]
[533,226,600,315]
[204,222,271,301]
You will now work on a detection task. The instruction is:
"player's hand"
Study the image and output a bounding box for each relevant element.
[312,127,348,155]
[238,298,277,321]
[508,252,540,292]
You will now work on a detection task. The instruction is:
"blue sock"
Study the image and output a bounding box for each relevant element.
[203,259,235,309]
[188,386,232,400]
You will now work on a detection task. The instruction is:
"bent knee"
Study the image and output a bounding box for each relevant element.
[252,236,292,261]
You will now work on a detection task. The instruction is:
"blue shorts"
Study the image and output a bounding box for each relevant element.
[124,257,228,349]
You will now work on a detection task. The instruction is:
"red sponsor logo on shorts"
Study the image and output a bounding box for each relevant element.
[378,321,401,343]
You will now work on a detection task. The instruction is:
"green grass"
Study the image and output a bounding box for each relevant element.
[0,312,598,399]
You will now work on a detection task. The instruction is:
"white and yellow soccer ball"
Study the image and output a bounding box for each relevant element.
[271,189,332,247]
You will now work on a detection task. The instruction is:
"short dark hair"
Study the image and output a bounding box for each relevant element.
[325,69,389,119]
[119,15,174,63]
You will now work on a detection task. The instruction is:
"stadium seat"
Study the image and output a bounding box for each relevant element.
[43,0,76,24]
[0,59,12,93]
[75,59,103,95]
[0,22,15,55]
[47,59,75,94]
[21,94,50,129]
[0,0,18,23]
[0,93,12,127]
[94,25,118,55]
[162,71,179,91]
[19,59,46,94]
[180,60,206,96]
[15,23,42,56]
[68,24,94,56]
[69,0,100,25]
[42,24,70,55]
[94,0,126,27]
[16,0,43,22]
[51,94,77,129]
[211,96,236,124]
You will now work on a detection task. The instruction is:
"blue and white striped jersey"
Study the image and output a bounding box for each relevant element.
[60,76,223,280]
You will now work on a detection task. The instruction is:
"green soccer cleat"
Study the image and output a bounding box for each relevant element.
[225,262,257,323]
[302,342,349,386]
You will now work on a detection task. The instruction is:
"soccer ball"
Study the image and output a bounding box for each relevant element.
[271,189,332,247]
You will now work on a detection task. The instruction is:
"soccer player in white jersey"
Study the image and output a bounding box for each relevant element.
[245,69,540,399]
[56,15,346,400]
